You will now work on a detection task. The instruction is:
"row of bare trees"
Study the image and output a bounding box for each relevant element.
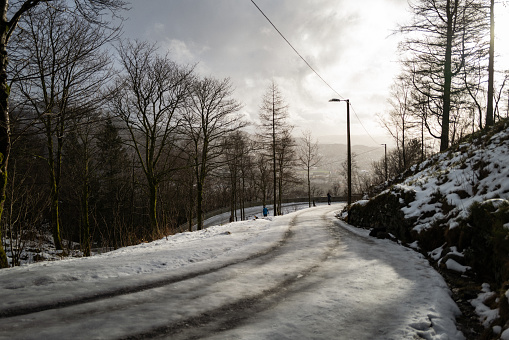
[0,1,311,267]
[0,0,129,268]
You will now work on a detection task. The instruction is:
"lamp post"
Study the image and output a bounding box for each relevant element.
[329,98,351,211]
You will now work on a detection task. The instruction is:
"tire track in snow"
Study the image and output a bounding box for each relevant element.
[120,206,341,340]
[0,206,340,340]
[0,224,294,319]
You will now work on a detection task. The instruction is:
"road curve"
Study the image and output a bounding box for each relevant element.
[0,205,461,340]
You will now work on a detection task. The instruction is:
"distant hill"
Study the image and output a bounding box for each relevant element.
[317,134,393,147]
[316,143,384,172]
[292,143,384,196]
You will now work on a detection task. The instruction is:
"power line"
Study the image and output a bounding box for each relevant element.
[249,0,381,144]
[249,0,343,100]
[349,104,381,145]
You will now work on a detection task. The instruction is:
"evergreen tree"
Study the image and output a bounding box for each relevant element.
[95,117,129,247]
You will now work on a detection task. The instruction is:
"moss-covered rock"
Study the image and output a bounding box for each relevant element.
[462,200,509,288]
[348,188,415,243]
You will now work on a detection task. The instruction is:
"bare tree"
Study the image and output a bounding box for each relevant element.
[399,0,486,151]
[330,182,341,197]
[340,152,360,196]
[3,160,48,266]
[61,110,101,256]
[253,151,272,208]
[94,116,131,248]
[10,2,118,252]
[112,40,193,236]
[0,0,127,268]
[494,73,509,121]
[276,128,298,212]
[2,108,47,266]
[379,78,417,171]
[258,80,290,215]
[297,130,321,207]
[370,139,423,184]
[181,76,244,230]
[462,52,487,131]
[223,131,253,222]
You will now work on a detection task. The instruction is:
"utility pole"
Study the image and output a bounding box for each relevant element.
[329,98,351,216]
[346,100,351,209]
[272,90,277,216]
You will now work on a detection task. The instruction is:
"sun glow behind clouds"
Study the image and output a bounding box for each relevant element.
[495,5,509,71]
[292,0,409,144]
[123,0,507,147]
[124,0,410,146]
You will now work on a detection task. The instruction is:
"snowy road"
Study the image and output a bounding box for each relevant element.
[0,205,463,339]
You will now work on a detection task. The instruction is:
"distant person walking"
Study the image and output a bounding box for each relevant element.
[327,193,331,205]
[263,206,269,217]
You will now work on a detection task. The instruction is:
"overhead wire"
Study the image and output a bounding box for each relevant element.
[249,0,344,100]
[349,105,382,145]
[249,0,381,144]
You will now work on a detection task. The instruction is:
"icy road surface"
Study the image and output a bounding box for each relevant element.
[0,205,463,339]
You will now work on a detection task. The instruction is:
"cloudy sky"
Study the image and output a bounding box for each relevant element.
[121,0,509,147]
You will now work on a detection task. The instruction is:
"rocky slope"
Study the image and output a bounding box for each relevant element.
[344,119,509,339]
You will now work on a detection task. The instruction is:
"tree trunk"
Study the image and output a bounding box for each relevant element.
[402,119,406,169]
[148,179,158,236]
[48,159,63,250]
[272,101,277,216]
[0,16,9,268]
[196,139,209,230]
[188,174,194,232]
[307,167,311,208]
[241,173,246,220]
[278,166,283,215]
[421,117,425,163]
[196,179,204,230]
[50,184,63,250]
[440,0,456,152]
[47,124,64,250]
[81,167,91,256]
[486,0,495,127]
[229,170,236,222]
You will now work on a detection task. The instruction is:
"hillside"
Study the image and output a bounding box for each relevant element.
[317,143,383,172]
[344,119,509,339]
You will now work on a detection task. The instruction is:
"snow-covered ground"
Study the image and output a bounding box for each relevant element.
[390,127,509,234]
[0,204,464,339]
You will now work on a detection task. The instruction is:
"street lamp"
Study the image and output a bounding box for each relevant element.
[329,98,351,212]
